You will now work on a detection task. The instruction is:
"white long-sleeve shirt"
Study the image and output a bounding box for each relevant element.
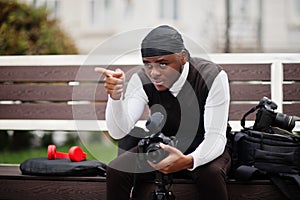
[106,62,230,170]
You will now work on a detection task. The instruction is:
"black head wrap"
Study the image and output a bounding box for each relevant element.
[141,25,185,57]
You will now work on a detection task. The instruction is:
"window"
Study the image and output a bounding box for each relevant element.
[159,0,178,20]
[288,0,300,26]
[89,0,112,28]
[32,0,60,19]
[295,0,300,18]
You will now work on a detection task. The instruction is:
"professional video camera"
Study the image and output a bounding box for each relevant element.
[253,97,300,132]
[138,112,177,164]
[137,112,177,200]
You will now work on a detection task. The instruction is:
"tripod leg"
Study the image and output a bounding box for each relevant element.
[152,190,176,200]
[152,190,167,200]
[166,191,175,200]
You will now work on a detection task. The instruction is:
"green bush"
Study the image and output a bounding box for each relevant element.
[0,0,78,55]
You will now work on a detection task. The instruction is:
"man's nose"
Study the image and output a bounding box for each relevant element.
[150,66,161,77]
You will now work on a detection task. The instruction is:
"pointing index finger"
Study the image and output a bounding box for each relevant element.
[94,67,115,77]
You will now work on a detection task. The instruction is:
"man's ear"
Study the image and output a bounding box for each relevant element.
[180,50,188,65]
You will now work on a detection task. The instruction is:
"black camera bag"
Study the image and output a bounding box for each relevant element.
[20,157,107,176]
[233,128,300,174]
[232,128,300,199]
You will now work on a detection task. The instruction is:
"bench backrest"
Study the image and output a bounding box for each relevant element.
[282,63,300,116]
[0,54,299,131]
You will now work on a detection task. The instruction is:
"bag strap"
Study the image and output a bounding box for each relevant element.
[231,132,245,169]
[234,165,265,181]
[270,174,300,200]
[235,166,300,200]
[280,173,300,187]
[240,105,259,128]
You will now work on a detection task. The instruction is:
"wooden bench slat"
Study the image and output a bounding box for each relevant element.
[230,84,270,101]
[0,103,258,121]
[0,84,108,101]
[221,64,271,81]
[0,104,106,120]
[283,63,300,81]
[283,103,300,117]
[1,83,270,110]
[0,65,140,82]
[0,179,107,200]
[0,104,150,120]
[283,83,300,101]
[231,104,300,121]
[0,66,81,82]
[229,104,257,120]
[0,64,272,82]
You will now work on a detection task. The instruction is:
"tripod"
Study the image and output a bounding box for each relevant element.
[151,171,175,200]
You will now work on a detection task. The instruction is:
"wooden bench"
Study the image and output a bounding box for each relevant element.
[1,165,299,200]
[0,54,299,199]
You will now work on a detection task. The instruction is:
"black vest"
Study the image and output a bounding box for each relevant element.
[138,57,223,154]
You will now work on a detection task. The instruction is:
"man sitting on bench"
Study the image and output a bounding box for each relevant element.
[95,25,231,200]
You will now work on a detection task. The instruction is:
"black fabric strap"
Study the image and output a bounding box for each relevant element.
[240,105,259,128]
[284,174,300,187]
[235,165,300,200]
[234,165,263,181]
[270,175,300,200]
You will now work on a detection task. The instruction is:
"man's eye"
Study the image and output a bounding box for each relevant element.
[144,63,152,68]
[159,63,167,68]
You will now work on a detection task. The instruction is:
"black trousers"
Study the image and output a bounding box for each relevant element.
[106,146,231,200]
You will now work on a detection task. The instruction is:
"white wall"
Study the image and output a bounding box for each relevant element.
[21,0,300,54]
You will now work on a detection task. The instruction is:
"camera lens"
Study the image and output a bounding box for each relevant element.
[146,143,166,164]
[275,113,298,132]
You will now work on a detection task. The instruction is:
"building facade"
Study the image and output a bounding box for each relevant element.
[23,0,300,54]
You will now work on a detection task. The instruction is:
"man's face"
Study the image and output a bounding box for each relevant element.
[142,52,186,91]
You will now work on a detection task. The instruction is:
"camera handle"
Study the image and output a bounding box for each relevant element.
[152,171,175,200]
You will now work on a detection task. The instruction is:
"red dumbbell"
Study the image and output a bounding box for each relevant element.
[47,145,87,162]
